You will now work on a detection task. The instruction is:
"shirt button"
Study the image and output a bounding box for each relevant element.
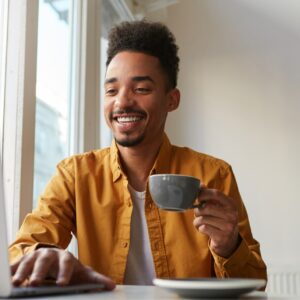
[122,242,128,248]
[147,202,152,209]
[127,201,132,207]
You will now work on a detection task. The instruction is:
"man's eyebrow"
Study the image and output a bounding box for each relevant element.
[104,75,155,85]
[132,76,154,83]
[104,77,117,85]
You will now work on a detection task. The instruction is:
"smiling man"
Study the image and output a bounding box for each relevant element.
[104,52,176,149]
[9,20,267,288]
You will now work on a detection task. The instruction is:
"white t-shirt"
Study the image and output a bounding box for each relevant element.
[124,185,156,285]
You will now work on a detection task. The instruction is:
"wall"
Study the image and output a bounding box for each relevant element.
[148,0,300,268]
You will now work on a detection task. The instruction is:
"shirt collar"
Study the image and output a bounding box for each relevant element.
[109,133,172,182]
[150,133,172,175]
[110,139,122,182]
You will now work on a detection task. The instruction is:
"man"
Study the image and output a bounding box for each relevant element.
[9,20,267,289]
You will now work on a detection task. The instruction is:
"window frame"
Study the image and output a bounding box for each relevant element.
[1,0,101,243]
[0,0,8,154]
[69,0,101,154]
[1,0,38,243]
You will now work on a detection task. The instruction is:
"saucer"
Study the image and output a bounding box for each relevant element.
[153,278,266,298]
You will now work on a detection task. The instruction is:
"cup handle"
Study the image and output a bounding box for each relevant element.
[191,200,207,209]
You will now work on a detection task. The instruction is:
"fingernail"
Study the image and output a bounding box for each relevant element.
[12,276,21,285]
[29,277,40,286]
[105,281,116,290]
[56,278,68,286]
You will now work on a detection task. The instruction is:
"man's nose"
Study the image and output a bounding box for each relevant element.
[115,89,134,107]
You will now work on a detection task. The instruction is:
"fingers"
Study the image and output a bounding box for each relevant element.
[197,187,235,209]
[193,214,237,238]
[193,196,238,236]
[12,249,60,287]
[11,260,21,276]
[194,214,227,231]
[193,186,239,257]
[194,201,235,218]
[56,254,116,290]
[82,268,116,290]
[193,212,239,257]
[56,251,75,286]
[195,186,237,221]
[12,253,36,286]
[29,250,58,286]
[52,251,116,289]
[68,263,116,290]
[11,248,116,290]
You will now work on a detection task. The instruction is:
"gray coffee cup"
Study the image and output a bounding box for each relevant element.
[149,174,201,211]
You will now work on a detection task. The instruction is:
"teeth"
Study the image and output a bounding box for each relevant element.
[117,116,143,123]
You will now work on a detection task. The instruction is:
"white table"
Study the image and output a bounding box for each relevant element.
[8,285,297,300]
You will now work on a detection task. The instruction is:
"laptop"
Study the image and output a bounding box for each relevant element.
[0,165,105,298]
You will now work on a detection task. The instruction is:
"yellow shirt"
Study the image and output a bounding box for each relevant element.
[9,134,267,284]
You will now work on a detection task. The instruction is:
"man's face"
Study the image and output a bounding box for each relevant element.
[104,51,179,148]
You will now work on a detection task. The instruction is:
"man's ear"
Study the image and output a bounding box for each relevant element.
[167,88,180,112]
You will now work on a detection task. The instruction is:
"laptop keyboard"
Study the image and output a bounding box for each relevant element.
[10,283,105,297]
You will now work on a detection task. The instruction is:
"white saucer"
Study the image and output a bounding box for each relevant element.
[153,278,266,298]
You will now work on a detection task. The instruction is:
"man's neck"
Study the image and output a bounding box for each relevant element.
[117,137,163,192]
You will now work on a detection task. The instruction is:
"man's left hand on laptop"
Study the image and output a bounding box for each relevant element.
[10,248,116,290]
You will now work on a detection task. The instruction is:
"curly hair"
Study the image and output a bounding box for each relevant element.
[106,20,180,89]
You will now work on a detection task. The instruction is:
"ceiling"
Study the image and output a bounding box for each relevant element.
[239,0,300,33]
[124,0,179,19]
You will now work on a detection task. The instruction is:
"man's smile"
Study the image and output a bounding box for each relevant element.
[114,115,144,123]
[111,110,147,132]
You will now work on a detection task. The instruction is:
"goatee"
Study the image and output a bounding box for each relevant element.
[115,134,145,147]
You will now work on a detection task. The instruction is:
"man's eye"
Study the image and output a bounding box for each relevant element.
[135,88,151,94]
[105,89,117,95]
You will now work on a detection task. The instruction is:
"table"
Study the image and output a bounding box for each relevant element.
[7,285,296,300]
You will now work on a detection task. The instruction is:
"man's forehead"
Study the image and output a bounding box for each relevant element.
[105,53,161,82]
[107,52,160,71]
[109,50,159,62]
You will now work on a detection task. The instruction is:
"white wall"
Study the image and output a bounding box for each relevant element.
[148,0,300,268]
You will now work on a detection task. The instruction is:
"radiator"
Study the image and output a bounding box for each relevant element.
[266,266,300,296]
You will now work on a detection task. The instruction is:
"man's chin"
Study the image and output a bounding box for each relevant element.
[115,135,145,147]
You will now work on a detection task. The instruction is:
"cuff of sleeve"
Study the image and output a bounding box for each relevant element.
[24,243,60,254]
[9,243,60,264]
[210,236,251,271]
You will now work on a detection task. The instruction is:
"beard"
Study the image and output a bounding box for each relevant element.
[115,133,145,147]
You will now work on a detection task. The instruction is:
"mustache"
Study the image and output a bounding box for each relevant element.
[110,109,147,118]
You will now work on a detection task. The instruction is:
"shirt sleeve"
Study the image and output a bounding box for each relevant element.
[210,165,267,280]
[9,160,76,263]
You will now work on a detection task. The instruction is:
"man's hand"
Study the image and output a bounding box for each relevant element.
[193,185,240,258]
[10,248,115,290]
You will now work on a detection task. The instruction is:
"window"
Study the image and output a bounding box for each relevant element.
[33,0,72,207]
[33,0,102,209]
